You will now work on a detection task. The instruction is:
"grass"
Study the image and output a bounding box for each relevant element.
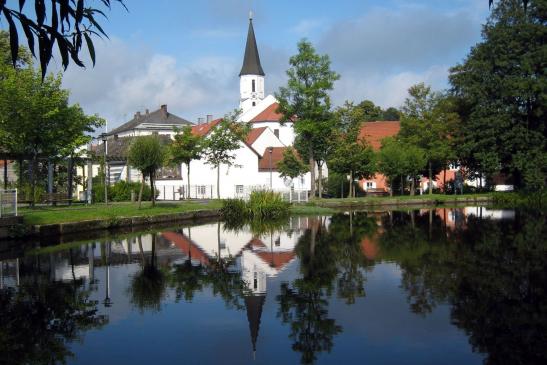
[20,200,223,226]
[290,204,337,215]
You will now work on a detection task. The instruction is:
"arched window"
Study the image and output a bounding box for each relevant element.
[252,79,256,92]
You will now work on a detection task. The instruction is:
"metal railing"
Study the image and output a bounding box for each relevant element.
[281,190,309,203]
[156,185,215,200]
[0,189,17,218]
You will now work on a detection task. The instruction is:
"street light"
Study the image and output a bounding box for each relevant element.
[268,147,273,189]
[100,133,108,205]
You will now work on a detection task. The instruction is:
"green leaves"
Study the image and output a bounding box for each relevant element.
[0,0,127,78]
[277,147,309,179]
[128,135,167,176]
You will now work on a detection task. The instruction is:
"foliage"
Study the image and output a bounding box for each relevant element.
[399,83,458,193]
[356,99,383,121]
[203,111,249,198]
[0,58,104,204]
[170,125,204,196]
[0,0,127,78]
[108,180,153,202]
[277,147,309,180]
[127,135,166,206]
[492,191,547,209]
[221,190,290,222]
[276,40,340,197]
[0,30,32,67]
[325,172,351,198]
[450,0,546,191]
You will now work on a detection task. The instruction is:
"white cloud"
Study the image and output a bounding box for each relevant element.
[291,18,326,37]
[57,38,240,130]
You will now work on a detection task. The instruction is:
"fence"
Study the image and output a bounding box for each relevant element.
[234,185,309,203]
[0,189,17,218]
[280,189,309,203]
[156,185,215,200]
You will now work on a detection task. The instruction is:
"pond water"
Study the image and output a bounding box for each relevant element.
[1,207,546,365]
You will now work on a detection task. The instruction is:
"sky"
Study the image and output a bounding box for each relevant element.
[46,0,490,131]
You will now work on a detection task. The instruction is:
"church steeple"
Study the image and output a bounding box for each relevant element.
[239,12,266,113]
[239,13,265,77]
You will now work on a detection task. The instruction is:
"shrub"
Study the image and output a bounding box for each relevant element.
[221,198,249,221]
[492,191,547,209]
[248,190,290,220]
[92,179,154,203]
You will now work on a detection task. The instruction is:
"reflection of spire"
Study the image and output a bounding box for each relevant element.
[245,294,266,357]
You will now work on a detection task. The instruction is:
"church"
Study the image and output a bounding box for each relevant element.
[175,13,310,199]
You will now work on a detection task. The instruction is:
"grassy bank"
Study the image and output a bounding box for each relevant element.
[307,193,494,208]
[20,200,223,226]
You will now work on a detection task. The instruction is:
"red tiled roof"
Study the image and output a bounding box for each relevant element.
[246,127,268,145]
[251,103,287,123]
[191,118,222,137]
[357,121,401,150]
[162,231,210,265]
[258,146,287,171]
[248,238,267,248]
[255,251,296,270]
[361,237,379,260]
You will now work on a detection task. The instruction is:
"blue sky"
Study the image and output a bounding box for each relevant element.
[46,0,490,130]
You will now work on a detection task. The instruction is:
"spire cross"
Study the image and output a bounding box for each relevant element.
[249,10,253,20]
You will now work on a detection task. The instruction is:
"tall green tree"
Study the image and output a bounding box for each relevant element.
[276,40,340,198]
[450,0,546,190]
[203,111,249,199]
[399,83,458,194]
[0,60,103,205]
[356,99,383,121]
[377,138,407,197]
[382,107,401,121]
[328,131,375,198]
[170,125,204,199]
[277,147,309,182]
[127,135,166,207]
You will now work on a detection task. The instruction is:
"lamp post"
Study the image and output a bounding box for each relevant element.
[100,133,108,205]
[268,147,273,189]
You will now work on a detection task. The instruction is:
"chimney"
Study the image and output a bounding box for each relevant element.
[206,114,213,123]
[197,117,205,125]
[160,104,168,118]
[145,108,149,115]
[136,111,141,119]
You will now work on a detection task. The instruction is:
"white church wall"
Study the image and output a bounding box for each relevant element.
[250,128,285,155]
[251,121,295,146]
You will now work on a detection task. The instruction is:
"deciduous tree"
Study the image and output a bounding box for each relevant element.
[170,125,204,199]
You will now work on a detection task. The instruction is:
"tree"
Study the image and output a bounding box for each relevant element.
[170,125,204,199]
[356,99,383,121]
[0,30,32,67]
[328,131,376,198]
[0,0,126,78]
[403,144,427,195]
[450,0,546,190]
[277,147,309,183]
[276,40,340,198]
[0,61,103,205]
[203,111,249,199]
[127,135,166,207]
[399,83,458,194]
[382,107,401,121]
[377,138,406,197]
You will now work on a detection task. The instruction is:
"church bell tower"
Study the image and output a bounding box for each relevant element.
[239,12,265,113]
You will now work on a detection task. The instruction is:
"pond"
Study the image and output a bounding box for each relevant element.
[0,207,546,365]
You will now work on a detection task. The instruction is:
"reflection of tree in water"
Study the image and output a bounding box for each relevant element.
[129,234,168,312]
[0,269,106,364]
[379,209,547,365]
[277,218,342,364]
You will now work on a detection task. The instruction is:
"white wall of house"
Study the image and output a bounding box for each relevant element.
[252,122,295,146]
[251,128,285,154]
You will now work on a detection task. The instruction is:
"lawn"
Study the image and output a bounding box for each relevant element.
[20,200,223,225]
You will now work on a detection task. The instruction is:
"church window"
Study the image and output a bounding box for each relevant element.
[252,102,256,107]
[274,129,279,138]
[252,79,256,92]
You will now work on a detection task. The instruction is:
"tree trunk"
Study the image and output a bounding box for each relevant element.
[400,175,404,195]
[309,145,315,198]
[67,157,74,205]
[30,155,37,207]
[443,166,447,194]
[150,171,156,207]
[217,166,220,199]
[187,163,191,200]
[410,177,415,196]
[317,162,323,198]
[3,159,7,189]
[138,174,144,208]
[428,161,433,195]
[347,170,353,198]
[389,178,393,197]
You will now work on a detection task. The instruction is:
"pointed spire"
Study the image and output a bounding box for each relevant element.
[244,294,266,354]
[239,14,265,77]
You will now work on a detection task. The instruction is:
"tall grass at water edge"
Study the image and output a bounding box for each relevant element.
[221,190,290,221]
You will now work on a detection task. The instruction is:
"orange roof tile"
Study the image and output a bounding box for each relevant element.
[162,231,210,265]
[361,237,380,260]
[251,103,287,123]
[357,121,401,150]
[258,146,288,171]
[246,127,268,145]
[191,118,222,137]
[255,251,296,270]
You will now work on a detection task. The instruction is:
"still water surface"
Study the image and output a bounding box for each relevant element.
[1,207,545,365]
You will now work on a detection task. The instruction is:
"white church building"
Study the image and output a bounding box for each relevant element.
[80,14,312,200]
